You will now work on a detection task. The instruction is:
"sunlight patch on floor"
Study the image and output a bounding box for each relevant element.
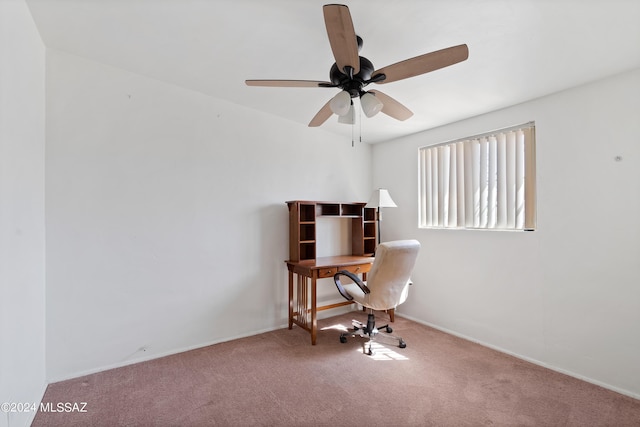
[321,323,409,360]
[321,323,350,332]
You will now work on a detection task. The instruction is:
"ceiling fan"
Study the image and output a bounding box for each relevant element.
[246,4,469,127]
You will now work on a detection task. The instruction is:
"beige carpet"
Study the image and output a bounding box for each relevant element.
[33,312,640,426]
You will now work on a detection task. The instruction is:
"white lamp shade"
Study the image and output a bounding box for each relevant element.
[329,90,352,116]
[337,105,355,124]
[360,92,383,118]
[366,188,397,208]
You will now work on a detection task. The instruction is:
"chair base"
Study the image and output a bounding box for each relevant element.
[340,313,406,355]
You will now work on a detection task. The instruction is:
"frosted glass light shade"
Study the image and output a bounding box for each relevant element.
[329,90,352,116]
[365,188,397,208]
[360,92,383,117]
[338,105,355,124]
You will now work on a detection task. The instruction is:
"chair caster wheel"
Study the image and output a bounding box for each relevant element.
[340,335,347,343]
[385,326,393,333]
[399,340,406,349]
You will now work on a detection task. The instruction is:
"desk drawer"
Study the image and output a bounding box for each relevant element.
[340,263,371,275]
[317,267,339,278]
[315,262,372,279]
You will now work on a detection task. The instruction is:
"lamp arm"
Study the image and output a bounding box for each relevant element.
[377,207,381,245]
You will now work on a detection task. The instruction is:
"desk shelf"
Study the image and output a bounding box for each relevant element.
[299,223,315,241]
[299,204,316,222]
[287,200,377,261]
[318,203,340,216]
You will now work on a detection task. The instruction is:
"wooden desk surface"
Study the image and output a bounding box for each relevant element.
[286,255,375,268]
[286,255,374,279]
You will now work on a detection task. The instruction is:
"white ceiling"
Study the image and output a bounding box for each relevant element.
[26,0,640,143]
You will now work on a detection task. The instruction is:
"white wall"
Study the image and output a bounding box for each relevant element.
[45,50,372,381]
[0,1,47,426]
[372,68,640,397]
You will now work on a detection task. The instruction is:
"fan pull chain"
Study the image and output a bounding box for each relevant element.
[351,104,361,147]
[351,116,355,147]
[349,103,363,147]
[359,108,362,144]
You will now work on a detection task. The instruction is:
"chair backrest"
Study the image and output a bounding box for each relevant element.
[365,239,421,310]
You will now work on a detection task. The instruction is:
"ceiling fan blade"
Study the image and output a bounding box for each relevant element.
[245,80,333,88]
[308,100,334,127]
[373,44,469,84]
[368,90,413,121]
[323,4,360,75]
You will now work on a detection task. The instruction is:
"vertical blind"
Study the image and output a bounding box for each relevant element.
[419,123,536,230]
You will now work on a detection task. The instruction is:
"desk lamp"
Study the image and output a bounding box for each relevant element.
[365,188,397,245]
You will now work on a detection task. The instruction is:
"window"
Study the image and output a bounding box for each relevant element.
[419,122,536,230]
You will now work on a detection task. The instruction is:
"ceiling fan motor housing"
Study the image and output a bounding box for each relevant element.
[330,56,375,97]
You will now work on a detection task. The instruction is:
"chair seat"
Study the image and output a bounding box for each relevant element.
[342,279,411,311]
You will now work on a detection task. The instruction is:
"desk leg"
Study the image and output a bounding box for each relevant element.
[311,276,317,345]
[288,270,294,330]
[290,273,314,342]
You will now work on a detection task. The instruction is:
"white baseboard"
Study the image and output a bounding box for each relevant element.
[48,306,360,383]
[397,312,640,401]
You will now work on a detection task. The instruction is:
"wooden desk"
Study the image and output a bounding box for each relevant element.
[286,255,374,345]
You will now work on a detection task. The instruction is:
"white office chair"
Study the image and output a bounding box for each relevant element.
[333,239,420,355]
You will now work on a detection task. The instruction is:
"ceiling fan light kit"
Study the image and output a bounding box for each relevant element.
[360,92,383,118]
[337,104,356,124]
[329,90,352,116]
[246,4,468,128]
